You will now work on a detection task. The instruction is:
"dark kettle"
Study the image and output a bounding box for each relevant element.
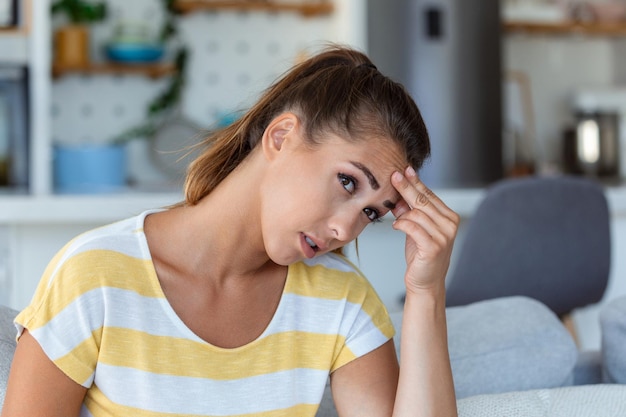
[563,111,620,178]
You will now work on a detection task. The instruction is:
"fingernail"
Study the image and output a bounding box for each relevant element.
[406,166,416,177]
[392,171,403,182]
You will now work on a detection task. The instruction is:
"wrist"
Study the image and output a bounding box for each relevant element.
[404,281,446,304]
[403,286,447,317]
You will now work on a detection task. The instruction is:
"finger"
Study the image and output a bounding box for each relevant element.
[390,198,411,218]
[392,168,458,224]
[394,207,446,242]
[403,167,457,221]
[391,170,440,220]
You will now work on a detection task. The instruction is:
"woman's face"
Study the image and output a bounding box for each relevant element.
[260,119,407,265]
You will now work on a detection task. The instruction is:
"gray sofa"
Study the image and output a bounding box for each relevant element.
[319,295,626,416]
[2,296,626,415]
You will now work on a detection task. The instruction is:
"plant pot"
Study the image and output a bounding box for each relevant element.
[53,144,127,193]
[54,24,90,68]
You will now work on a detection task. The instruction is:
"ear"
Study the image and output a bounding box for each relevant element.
[261,112,299,160]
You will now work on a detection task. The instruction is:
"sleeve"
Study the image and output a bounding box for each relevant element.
[330,266,396,373]
[14,239,105,388]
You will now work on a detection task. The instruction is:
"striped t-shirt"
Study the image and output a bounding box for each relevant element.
[15,210,395,416]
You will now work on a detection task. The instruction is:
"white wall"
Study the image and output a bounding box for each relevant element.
[503,35,619,173]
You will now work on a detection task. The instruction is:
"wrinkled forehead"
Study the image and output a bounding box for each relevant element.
[344,136,408,209]
[361,136,408,180]
[310,126,410,183]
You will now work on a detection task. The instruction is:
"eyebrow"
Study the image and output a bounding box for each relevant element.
[350,161,380,190]
[383,200,396,210]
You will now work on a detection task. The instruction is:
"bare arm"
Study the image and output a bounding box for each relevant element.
[330,166,458,417]
[1,329,87,417]
[389,166,458,417]
[331,339,399,416]
[393,288,456,417]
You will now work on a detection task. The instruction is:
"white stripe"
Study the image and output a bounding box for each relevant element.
[30,288,177,360]
[273,293,391,357]
[30,291,105,360]
[269,293,362,337]
[45,211,155,289]
[32,286,388,360]
[95,364,327,415]
[303,253,360,274]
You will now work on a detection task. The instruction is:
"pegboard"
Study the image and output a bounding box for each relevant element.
[51,0,337,147]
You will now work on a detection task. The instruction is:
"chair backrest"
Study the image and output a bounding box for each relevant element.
[445,175,611,317]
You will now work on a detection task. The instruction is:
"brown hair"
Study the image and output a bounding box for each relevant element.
[183,44,430,205]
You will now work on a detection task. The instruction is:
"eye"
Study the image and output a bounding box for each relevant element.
[338,173,356,194]
[364,207,382,223]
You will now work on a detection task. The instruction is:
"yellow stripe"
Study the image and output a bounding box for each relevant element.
[20,250,161,331]
[53,328,102,386]
[286,262,395,339]
[332,346,357,372]
[85,385,320,417]
[285,262,365,301]
[16,239,77,329]
[97,327,343,379]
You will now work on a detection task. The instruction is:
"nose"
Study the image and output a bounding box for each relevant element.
[329,209,362,243]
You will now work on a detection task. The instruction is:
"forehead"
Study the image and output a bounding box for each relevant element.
[313,133,407,205]
[327,134,407,177]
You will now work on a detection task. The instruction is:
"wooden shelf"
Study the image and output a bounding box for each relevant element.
[504,21,626,36]
[172,1,333,17]
[0,27,22,34]
[52,62,176,79]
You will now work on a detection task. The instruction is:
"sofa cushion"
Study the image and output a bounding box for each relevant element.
[0,339,16,411]
[457,384,626,417]
[600,295,626,383]
[0,305,17,342]
[446,296,578,399]
[0,305,18,411]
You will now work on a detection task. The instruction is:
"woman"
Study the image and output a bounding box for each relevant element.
[2,45,459,416]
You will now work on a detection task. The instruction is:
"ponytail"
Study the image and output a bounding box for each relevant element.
[183,44,430,206]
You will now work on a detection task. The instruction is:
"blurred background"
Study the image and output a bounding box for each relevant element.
[2,0,626,350]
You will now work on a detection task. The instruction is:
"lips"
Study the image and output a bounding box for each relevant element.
[300,233,325,259]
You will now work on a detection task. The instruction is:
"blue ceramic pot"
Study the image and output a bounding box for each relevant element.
[54,144,127,194]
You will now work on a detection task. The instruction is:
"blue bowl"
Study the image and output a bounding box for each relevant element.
[105,43,164,63]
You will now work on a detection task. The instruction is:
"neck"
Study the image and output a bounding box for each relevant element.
[150,151,276,284]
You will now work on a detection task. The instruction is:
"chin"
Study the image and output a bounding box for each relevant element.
[266,249,302,267]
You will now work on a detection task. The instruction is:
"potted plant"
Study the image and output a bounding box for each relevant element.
[51,1,193,193]
[51,0,107,69]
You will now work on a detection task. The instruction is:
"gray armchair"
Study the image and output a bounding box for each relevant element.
[445,175,611,318]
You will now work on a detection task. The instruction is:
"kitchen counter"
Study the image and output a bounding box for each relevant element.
[2,182,626,225]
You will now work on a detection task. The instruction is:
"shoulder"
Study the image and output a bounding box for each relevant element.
[25,210,160,312]
[15,210,162,343]
[60,209,157,261]
[287,254,392,327]
[290,254,396,371]
[302,252,361,272]
[288,253,374,297]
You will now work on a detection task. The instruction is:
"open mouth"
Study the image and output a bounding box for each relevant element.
[304,235,319,251]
